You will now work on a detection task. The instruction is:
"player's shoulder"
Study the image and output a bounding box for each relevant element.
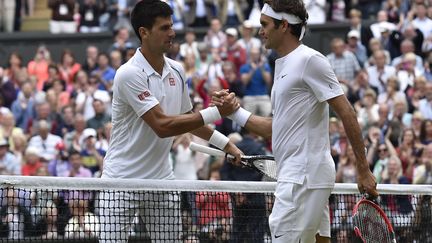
[165,57,185,73]
[115,60,147,83]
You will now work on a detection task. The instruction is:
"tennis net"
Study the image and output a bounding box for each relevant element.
[0,176,431,242]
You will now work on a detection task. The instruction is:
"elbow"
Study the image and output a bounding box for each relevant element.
[154,128,171,138]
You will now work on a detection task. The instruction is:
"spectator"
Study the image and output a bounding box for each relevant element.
[224,27,247,76]
[28,119,63,161]
[304,0,326,24]
[22,146,44,176]
[336,145,357,183]
[79,128,105,176]
[59,150,92,178]
[11,81,35,133]
[0,138,20,175]
[370,10,396,39]
[109,50,123,70]
[377,76,406,113]
[91,53,116,91]
[345,30,368,67]
[367,50,396,94]
[410,3,432,42]
[356,89,380,130]
[81,45,99,74]
[3,51,26,91]
[27,45,51,91]
[365,38,391,67]
[86,99,110,132]
[0,111,24,151]
[108,27,137,59]
[413,143,432,183]
[48,141,71,177]
[391,39,424,73]
[240,47,272,117]
[180,29,199,60]
[236,20,261,59]
[172,133,197,180]
[395,52,423,93]
[203,18,226,52]
[397,128,423,182]
[221,60,244,99]
[63,114,86,152]
[218,0,246,27]
[55,105,75,137]
[418,82,432,120]
[58,49,81,92]
[419,119,432,145]
[48,0,77,34]
[326,38,361,86]
[348,9,373,53]
[165,0,185,30]
[371,136,398,183]
[0,188,33,239]
[9,132,26,165]
[43,64,62,92]
[0,0,15,32]
[184,0,216,27]
[78,0,105,33]
[95,121,111,152]
[64,199,99,238]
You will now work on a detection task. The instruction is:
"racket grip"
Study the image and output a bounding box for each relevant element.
[189,142,233,158]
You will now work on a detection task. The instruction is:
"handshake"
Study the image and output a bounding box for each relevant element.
[199,89,251,127]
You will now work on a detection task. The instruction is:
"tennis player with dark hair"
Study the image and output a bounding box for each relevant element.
[98,1,242,242]
[213,0,379,242]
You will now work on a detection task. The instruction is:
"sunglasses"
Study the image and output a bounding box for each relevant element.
[378,148,388,152]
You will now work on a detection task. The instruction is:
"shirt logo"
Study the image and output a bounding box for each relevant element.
[169,77,176,86]
[138,90,151,100]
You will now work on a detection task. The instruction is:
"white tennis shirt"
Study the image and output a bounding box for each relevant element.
[271,44,344,188]
[102,49,192,179]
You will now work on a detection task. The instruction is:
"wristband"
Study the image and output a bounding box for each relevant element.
[227,107,252,127]
[199,106,221,125]
[209,130,230,150]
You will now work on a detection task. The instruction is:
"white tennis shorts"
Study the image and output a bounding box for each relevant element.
[269,180,332,243]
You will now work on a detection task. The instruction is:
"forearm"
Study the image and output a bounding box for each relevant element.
[189,125,215,142]
[243,115,272,139]
[148,112,206,138]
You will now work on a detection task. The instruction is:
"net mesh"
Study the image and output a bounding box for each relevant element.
[0,176,431,242]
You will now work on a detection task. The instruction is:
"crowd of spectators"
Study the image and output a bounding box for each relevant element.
[0,0,432,242]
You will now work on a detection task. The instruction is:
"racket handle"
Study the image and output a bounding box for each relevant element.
[189,142,233,158]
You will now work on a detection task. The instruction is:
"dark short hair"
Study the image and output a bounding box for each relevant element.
[130,0,173,41]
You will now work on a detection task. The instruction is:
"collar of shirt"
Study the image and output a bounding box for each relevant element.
[133,48,173,80]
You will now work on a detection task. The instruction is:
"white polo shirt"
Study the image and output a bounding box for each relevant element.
[271,44,344,188]
[102,48,192,179]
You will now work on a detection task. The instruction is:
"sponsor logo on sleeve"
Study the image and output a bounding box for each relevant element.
[138,90,151,101]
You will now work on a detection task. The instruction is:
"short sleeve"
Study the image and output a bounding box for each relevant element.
[303,54,344,102]
[115,67,159,117]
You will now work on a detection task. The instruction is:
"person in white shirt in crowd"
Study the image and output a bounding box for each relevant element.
[410,3,432,40]
[326,37,361,86]
[367,49,396,94]
[203,18,227,53]
[418,82,432,120]
[28,119,62,162]
[237,20,262,59]
[370,10,396,39]
[391,39,424,73]
[179,28,199,60]
[304,0,326,24]
[395,52,424,93]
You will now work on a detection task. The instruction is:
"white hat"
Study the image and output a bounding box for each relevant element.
[25,146,41,157]
[0,138,8,147]
[225,28,238,38]
[82,128,97,140]
[243,20,253,29]
[347,30,360,39]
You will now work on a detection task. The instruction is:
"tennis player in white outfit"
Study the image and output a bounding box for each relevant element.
[99,1,243,242]
[213,0,379,242]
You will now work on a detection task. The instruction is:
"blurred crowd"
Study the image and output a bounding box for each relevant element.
[0,0,432,241]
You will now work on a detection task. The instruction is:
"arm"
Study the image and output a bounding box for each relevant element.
[328,95,378,197]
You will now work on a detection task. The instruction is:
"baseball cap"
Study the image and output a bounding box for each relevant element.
[0,138,8,147]
[347,30,360,39]
[225,28,238,38]
[243,20,253,29]
[83,128,97,140]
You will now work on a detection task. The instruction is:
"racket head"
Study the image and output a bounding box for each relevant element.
[352,197,396,243]
[241,155,277,181]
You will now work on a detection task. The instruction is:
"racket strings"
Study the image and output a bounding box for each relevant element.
[253,159,277,180]
[354,204,392,243]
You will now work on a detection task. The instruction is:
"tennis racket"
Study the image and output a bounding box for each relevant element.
[189,142,277,181]
[352,195,397,243]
